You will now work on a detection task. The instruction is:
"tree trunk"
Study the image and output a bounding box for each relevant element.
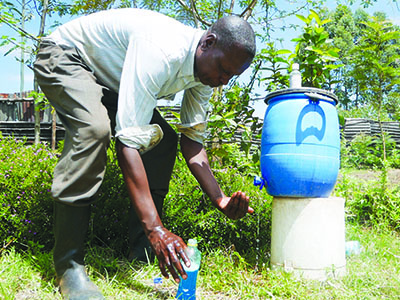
[377,94,387,162]
[33,108,41,144]
[34,0,49,144]
[51,109,57,150]
[20,0,25,100]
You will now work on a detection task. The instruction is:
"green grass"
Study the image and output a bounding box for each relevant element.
[0,223,399,299]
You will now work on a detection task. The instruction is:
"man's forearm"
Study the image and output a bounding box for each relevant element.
[180,134,225,206]
[116,140,163,234]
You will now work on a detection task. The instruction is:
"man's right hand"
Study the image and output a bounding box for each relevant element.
[147,226,190,282]
[116,141,190,282]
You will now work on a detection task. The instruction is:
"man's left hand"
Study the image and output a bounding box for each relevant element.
[215,191,254,220]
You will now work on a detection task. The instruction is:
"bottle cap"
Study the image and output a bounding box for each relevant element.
[292,63,299,70]
[153,277,163,284]
[187,238,198,247]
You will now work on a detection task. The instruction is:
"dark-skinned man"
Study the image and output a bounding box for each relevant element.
[33,8,256,300]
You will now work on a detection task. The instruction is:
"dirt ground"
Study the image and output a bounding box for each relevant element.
[338,169,400,186]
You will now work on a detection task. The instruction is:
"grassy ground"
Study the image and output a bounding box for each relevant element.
[0,223,399,299]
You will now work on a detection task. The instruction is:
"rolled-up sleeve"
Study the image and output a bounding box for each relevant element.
[115,37,171,152]
[176,85,212,144]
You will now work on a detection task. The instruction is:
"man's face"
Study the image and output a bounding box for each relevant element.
[195,34,252,88]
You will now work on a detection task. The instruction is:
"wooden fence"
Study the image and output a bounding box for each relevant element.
[342,118,400,147]
[0,92,63,144]
[3,93,400,150]
[0,95,261,148]
[2,93,400,150]
[0,92,54,122]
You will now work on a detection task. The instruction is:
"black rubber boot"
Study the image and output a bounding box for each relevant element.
[53,202,105,300]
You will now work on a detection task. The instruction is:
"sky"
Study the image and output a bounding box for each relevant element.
[0,0,399,118]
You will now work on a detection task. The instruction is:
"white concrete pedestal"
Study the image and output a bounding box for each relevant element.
[270,197,346,280]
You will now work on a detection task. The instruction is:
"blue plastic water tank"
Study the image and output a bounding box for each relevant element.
[260,88,340,197]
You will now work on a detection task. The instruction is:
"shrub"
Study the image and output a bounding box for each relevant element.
[90,145,130,254]
[340,133,400,169]
[90,144,273,263]
[208,143,261,178]
[335,167,400,231]
[163,151,272,263]
[0,134,272,266]
[0,134,57,252]
[3,130,398,264]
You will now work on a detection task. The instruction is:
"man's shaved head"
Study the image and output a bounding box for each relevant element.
[209,16,256,60]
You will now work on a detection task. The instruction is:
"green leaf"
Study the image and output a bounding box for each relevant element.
[226,118,237,127]
[296,14,308,24]
[276,49,292,55]
[209,115,223,121]
[309,9,321,24]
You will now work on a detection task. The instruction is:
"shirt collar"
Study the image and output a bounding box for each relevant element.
[179,29,205,81]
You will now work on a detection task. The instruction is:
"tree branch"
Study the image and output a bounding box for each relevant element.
[217,0,222,19]
[229,0,235,15]
[0,16,39,42]
[174,0,211,26]
[189,0,199,28]
[247,61,262,91]
[240,0,257,20]
[267,4,308,22]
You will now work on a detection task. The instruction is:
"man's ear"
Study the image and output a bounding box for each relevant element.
[200,33,217,50]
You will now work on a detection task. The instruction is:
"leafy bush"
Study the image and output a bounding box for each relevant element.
[5,129,398,264]
[207,143,261,177]
[335,167,400,231]
[207,84,263,177]
[163,152,272,262]
[1,134,272,260]
[0,134,57,252]
[90,145,130,253]
[340,133,400,169]
[90,144,272,262]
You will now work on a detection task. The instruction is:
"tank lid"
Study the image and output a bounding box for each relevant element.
[264,87,338,105]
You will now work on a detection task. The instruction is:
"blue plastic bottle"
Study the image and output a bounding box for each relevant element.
[176,239,201,300]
